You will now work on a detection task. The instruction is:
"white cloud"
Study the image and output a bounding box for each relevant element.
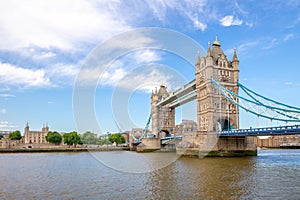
[193,19,207,31]
[1,109,6,114]
[0,0,130,51]
[77,49,163,88]
[0,94,16,98]
[262,38,279,50]
[133,50,162,63]
[220,15,243,27]
[34,52,56,60]
[245,22,253,27]
[48,63,80,85]
[113,65,186,93]
[0,121,17,129]
[283,33,296,41]
[0,62,52,88]
[100,50,163,88]
[101,68,127,87]
[144,0,207,31]
[76,49,187,93]
[224,40,259,57]
[284,82,293,85]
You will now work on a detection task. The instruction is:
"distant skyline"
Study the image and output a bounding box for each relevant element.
[1,1,300,133]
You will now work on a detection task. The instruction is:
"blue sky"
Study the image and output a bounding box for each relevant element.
[1,0,300,134]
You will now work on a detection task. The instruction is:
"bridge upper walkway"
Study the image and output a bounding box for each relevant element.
[156,79,196,108]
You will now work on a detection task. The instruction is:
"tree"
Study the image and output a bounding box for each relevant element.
[81,131,97,144]
[63,131,82,147]
[46,131,62,145]
[0,134,3,139]
[96,137,112,145]
[109,133,125,146]
[9,130,22,140]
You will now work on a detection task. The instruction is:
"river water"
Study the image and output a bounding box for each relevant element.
[0,149,299,200]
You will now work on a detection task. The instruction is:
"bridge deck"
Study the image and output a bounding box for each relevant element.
[219,125,300,137]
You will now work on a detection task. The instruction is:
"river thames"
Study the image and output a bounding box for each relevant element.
[0,149,299,199]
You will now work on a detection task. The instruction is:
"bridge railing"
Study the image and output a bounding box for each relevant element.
[218,125,300,136]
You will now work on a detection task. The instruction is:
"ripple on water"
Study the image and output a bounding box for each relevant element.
[0,150,299,199]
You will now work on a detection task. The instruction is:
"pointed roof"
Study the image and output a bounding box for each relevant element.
[213,36,221,46]
[157,84,168,100]
[211,37,224,62]
[232,48,239,62]
[206,42,211,57]
[196,51,201,65]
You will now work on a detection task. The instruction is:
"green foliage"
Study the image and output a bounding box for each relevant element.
[96,137,112,145]
[0,134,3,139]
[63,131,82,147]
[81,131,97,144]
[108,133,125,146]
[9,130,22,140]
[46,131,62,145]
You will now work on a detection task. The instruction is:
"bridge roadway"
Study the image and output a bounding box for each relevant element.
[156,79,196,108]
[159,125,300,144]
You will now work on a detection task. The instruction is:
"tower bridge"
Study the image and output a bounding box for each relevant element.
[132,38,300,156]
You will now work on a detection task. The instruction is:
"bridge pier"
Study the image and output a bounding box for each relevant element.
[176,132,257,157]
[136,138,161,152]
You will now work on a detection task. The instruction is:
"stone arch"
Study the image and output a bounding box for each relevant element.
[216,117,235,131]
[159,130,172,138]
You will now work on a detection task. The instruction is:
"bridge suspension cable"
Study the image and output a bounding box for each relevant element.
[211,78,300,123]
[131,114,152,141]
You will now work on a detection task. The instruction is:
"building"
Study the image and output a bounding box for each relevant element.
[175,120,197,135]
[24,123,49,144]
[130,128,144,140]
[254,135,300,148]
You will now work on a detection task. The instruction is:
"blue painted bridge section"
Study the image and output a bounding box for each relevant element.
[160,125,300,144]
[218,125,300,137]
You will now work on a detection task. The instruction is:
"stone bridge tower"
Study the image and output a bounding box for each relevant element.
[195,38,239,133]
[185,38,257,156]
[151,84,175,138]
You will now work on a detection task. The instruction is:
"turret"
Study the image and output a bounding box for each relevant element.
[24,122,30,143]
[206,42,213,66]
[232,48,239,69]
[196,51,201,71]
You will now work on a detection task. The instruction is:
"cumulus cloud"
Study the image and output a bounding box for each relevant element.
[220,15,243,27]
[0,62,52,88]
[47,63,80,85]
[78,49,163,89]
[114,66,176,93]
[0,0,130,50]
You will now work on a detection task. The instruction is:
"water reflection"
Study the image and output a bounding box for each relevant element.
[145,157,256,199]
[90,151,180,173]
[0,150,299,199]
